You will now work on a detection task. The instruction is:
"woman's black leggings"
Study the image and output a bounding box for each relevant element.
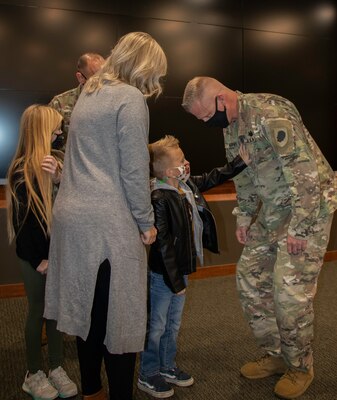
[76,259,136,399]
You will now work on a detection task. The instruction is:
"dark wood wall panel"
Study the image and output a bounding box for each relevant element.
[0,4,117,92]
[1,0,243,26]
[116,16,243,97]
[0,91,54,182]
[115,0,243,26]
[243,0,336,36]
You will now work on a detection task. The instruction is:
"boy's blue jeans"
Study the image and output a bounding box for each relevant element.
[139,272,187,378]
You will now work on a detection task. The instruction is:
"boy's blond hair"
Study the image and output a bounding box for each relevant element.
[149,135,180,179]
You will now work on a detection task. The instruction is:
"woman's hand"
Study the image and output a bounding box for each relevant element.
[41,155,61,184]
[141,226,157,245]
[239,144,251,165]
[36,259,48,275]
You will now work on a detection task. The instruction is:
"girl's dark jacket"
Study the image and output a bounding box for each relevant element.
[148,155,246,293]
[12,178,49,269]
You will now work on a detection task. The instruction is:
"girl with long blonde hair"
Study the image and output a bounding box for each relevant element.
[6,104,77,400]
[7,105,62,241]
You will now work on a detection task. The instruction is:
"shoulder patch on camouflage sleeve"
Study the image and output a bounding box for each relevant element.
[264,118,294,156]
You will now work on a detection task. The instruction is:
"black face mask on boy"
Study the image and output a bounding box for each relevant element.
[205,97,230,128]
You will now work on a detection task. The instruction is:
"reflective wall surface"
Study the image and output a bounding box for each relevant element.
[0,0,336,181]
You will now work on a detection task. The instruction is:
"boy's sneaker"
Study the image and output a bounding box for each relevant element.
[48,366,78,398]
[22,370,58,400]
[137,374,174,398]
[160,367,194,387]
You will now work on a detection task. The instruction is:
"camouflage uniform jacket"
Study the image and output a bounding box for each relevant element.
[225,92,337,240]
[49,84,82,151]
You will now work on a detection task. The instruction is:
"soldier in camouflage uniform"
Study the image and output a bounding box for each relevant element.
[49,53,105,151]
[182,77,337,399]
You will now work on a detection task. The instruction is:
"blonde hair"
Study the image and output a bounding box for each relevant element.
[85,32,167,98]
[6,105,63,242]
[149,135,180,178]
[182,76,218,112]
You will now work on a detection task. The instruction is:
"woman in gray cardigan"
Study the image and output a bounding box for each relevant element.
[44,32,167,400]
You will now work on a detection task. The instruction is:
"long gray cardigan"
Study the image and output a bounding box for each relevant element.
[44,83,154,354]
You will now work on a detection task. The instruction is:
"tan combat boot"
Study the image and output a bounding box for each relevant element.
[274,367,314,399]
[240,354,287,379]
[83,388,107,400]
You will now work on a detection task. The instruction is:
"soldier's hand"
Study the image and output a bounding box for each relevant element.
[287,235,307,255]
[236,226,248,244]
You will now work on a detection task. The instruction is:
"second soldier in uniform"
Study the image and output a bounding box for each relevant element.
[49,52,105,151]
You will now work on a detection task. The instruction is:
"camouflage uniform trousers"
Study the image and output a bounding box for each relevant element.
[236,212,334,371]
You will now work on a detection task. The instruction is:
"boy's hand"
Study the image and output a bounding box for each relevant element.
[239,144,251,165]
[177,289,186,296]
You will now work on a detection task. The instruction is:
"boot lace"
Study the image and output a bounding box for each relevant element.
[281,369,297,384]
[256,354,271,365]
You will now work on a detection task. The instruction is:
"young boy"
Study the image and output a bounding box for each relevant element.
[137,135,248,398]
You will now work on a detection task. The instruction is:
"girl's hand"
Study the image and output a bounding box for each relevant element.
[42,156,61,183]
[36,259,48,275]
[177,289,186,296]
[239,144,251,165]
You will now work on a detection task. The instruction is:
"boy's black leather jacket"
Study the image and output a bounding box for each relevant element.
[149,187,196,293]
[149,155,246,293]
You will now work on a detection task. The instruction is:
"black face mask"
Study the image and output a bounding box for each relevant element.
[52,120,65,150]
[52,134,65,150]
[205,98,230,128]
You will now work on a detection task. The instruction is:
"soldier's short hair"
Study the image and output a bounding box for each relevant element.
[77,53,105,72]
[149,135,180,179]
[182,76,219,112]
